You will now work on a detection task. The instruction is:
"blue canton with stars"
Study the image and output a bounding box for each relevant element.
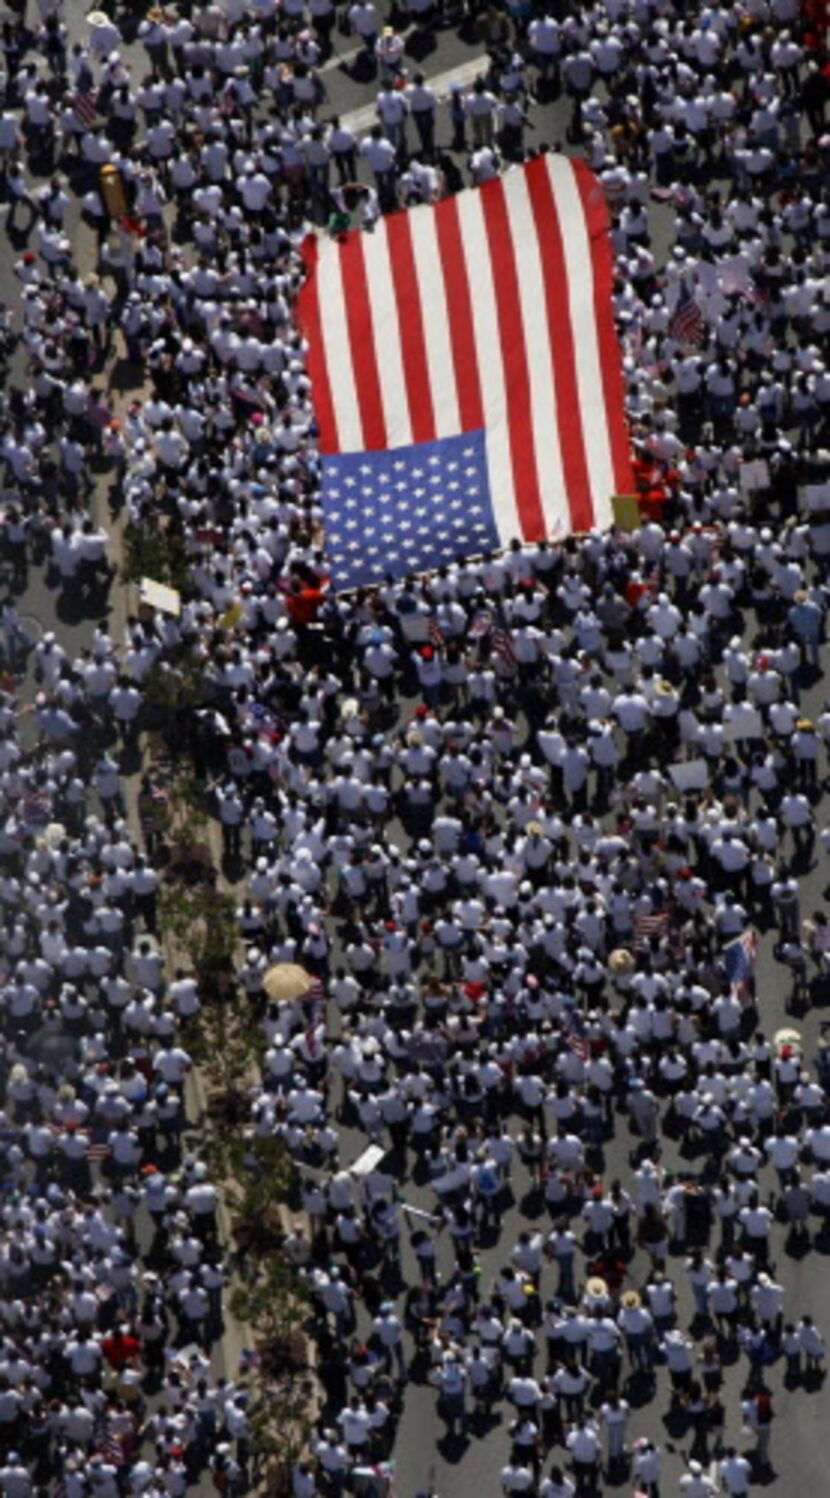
[322,429,500,590]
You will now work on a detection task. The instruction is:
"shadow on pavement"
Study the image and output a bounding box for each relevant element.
[108,355,145,395]
[405,29,438,62]
[55,581,112,628]
[436,1427,471,1463]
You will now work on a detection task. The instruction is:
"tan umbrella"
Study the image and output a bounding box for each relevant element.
[263,963,315,1004]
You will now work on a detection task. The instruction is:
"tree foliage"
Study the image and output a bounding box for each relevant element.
[120,520,190,591]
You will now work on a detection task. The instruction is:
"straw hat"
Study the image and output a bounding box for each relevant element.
[620,1290,642,1309]
[526,819,545,837]
[609,948,636,975]
[585,1276,608,1299]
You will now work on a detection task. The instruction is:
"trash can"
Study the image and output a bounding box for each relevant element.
[99,163,128,219]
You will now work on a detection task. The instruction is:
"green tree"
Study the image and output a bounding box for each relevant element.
[142,652,208,744]
[230,1250,315,1490]
[120,521,190,592]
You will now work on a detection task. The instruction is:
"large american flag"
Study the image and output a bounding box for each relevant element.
[298,154,632,590]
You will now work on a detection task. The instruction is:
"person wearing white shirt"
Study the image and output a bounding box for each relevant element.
[292,1462,316,1498]
[528,14,561,90]
[632,1440,661,1496]
[406,72,437,155]
[375,87,407,153]
[465,78,499,148]
[433,1353,467,1436]
[0,1453,33,1498]
[797,1314,826,1373]
[501,1462,534,1493]
[539,1469,573,1498]
[739,1195,773,1266]
[360,126,397,209]
[565,1419,600,1486]
[337,1397,371,1453]
[348,0,378,53]
[599,1394,629,1471]
[751,1272,784,1334]
[719,1449,751,1496]
[765,1129,799,1191]
[237,162,272,214]
[805,1124,830,1164]
[680,1459,717,1498]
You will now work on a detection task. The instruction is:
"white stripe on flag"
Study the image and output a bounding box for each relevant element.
[551,156,615,528]
[407,202,461,441]
[316,241,361,451]
[454,183,519,545]
[361,220,413,449]
[501,166,570,542]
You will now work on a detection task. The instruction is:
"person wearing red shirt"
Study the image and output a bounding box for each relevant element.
[101,1326,141,1370]
[285,578,325,626]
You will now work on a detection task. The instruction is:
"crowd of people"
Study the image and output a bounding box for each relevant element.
[0,0,828,1493]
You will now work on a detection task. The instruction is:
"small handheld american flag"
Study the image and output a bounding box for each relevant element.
[72,90,98,131]
[562,1007,590,1062]
[668,284,706,348]
[85,1136,112,1163]
[633,911,670,951]
[723,929,758,1004]
[426,616,446,650]
[490,609,518,675]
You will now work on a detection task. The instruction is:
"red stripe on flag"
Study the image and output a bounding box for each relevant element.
[434,196,485,434]
[479,178,546,542]
[572,159,634,497]
[386,213,436,446]
[339,233,387,451]
[525,158,594,535]
[299,234,339,453]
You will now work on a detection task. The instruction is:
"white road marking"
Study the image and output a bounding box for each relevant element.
[336,52,490,135]
[319,22,414,73]
[320,42,364,74]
